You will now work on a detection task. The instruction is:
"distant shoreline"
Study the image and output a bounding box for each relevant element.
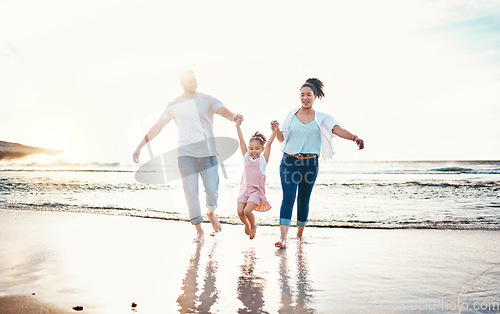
[0,140,61,160]
[0,141,62,160]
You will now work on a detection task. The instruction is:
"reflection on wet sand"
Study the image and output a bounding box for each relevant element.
[237,249,267,313]
[177,241,219,313]
[277,245,314,313]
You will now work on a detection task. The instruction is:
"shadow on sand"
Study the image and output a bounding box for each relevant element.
[276,245,314,313]
[177,241,219,313]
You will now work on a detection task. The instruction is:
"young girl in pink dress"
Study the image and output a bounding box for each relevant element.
[236,118,277,239]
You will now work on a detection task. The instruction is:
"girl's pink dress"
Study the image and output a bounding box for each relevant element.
[237,153,271,212]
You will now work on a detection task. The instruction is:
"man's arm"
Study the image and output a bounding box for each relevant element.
[133,118,169,163]
[216,107,238,122]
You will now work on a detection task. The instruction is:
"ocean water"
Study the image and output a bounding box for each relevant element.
[1,160,499,230]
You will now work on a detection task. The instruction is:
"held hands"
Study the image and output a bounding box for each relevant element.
[270,120,279,131]
[234,114,244,126]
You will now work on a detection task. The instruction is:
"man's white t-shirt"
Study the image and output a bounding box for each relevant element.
[161,93,224,157]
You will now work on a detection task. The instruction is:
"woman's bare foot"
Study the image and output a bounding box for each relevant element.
[275,225,289,248]
[297,226,305,244]
[193,232,204,243]
[249,225,257,240]
[274,238,287,248]
[207,211,222,233]
[297,235,306,244]
[244,223,250,235]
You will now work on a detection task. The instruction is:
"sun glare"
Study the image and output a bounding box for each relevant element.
[34,131,69,152]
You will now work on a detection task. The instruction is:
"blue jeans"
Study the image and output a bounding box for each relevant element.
[178,156,219,225]
[279,153,319,227]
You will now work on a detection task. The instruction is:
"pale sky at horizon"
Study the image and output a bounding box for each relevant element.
[1,0,499,165]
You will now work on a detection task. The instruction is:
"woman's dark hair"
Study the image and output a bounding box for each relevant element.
[249,132,267,146]
[301,78,325,99]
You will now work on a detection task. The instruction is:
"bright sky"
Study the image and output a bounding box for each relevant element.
[1,0,499,164]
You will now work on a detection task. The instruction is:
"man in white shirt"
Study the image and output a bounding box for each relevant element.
[133,70,242,242]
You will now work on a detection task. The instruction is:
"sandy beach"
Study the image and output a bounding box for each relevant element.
[1,208,499,313]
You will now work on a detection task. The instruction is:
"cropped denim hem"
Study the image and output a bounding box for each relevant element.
[297,220,307,227]
[280,218,292,226]
[191,216,203,225]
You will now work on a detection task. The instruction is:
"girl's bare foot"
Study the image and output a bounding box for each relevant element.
[244,223,250,235]
[274,238,287,248]
[249,225,257,240]
[207,211,222,233]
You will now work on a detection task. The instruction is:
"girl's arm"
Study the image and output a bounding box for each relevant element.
[332,125,364,150]
[236,122,247,156]
[263,128,277,163]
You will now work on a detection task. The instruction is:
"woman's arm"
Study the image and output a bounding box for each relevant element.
[263,129,277,163]
[332,125,364,150]
[133,118,169,163]
[236,122,247,156]
[271,120,284,143]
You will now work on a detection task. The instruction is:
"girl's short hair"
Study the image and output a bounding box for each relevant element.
[301,78,325,99]
[249,132,267,146]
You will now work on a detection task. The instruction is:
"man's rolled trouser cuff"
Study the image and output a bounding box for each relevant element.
[280,218,291,226]
[191,216,203,225]
[297,220,307,227]
[207,205,217,213]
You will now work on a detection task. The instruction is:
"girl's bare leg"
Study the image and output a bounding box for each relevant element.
[244,202,258,239]
[237,202,250,235]
[275,224,290,248]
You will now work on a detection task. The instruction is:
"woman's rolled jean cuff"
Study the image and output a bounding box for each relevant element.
[279,218,307,227]
[280,218,292,226]
[297,220,307,227]
[191,216,203,225]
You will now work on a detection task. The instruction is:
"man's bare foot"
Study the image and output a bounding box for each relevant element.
[249,225,257,240]
[244,224,250,235]
[193,232,204,243]
[274,238,287,248]
[207,211,222,233]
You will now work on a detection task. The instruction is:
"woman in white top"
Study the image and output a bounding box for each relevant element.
[271,78,364,248]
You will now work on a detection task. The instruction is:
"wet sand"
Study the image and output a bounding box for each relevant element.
[1,208,499,313]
